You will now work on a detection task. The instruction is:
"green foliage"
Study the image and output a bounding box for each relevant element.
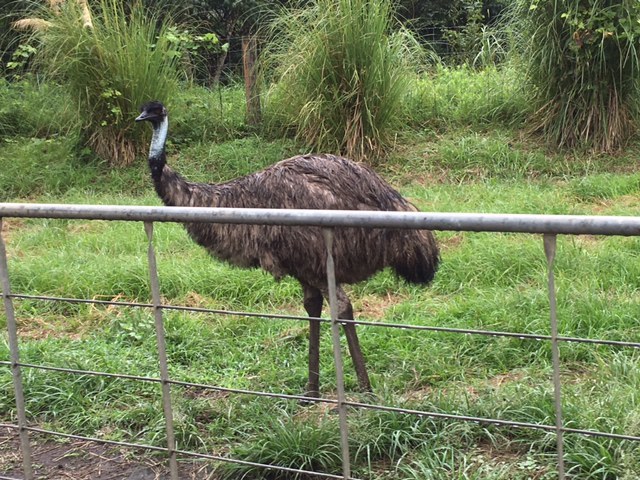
[396,0,507,58]
[0,137,95,201]
[509,0,640,152]
[153,0,274,84]
[220,418,343,479]
[0,0,31,70]
[443,0,508,67]
[0,77,77,139]
[170,85,249,146]
[262,0,422,162]
[5,43,37,72]
[26,0,183,165]
[161,26,228,80]
[407,64,529,129]
[569,172,640,201]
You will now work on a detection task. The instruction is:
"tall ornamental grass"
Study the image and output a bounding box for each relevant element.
[510,0,640,152]
[262,0,421,163]
[19,0,183,165]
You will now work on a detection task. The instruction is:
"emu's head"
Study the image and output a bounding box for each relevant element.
[135,100,167,127]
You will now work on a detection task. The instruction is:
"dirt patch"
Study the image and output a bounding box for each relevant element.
[487,371,526,389]
[0,427,217,480]
[440,233,465,251]
[181,293,214,309]
[354,293,409,321]
[590,193,640,214]
[16,316,86,341]
[0,218,27,239]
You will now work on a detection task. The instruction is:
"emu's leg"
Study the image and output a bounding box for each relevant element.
[332,286,372,392]
[303,284,323,398]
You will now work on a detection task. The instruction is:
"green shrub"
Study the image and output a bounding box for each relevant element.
[23,0,183,165]
[509,0,640,152]
[262,0,422,163]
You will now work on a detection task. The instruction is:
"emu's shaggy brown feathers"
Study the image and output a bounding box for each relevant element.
[155,154,439,288]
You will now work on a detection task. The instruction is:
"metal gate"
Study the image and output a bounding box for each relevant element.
[2,203,640,479]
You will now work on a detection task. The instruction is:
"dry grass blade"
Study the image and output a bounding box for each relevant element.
[11,18,52,31]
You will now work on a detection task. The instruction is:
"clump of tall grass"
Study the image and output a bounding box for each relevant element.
[261,0,423,163]
[508,0,640,152]
[17,0,183,165]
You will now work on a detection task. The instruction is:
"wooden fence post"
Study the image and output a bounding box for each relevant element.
[242,35,262,126]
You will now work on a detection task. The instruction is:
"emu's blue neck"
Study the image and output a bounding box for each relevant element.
[148,116,168,179]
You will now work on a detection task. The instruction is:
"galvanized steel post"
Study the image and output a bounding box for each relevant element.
[144,222,179,480]
[0,218,34,480]
[323,229,352,479]
[544,234,565,479]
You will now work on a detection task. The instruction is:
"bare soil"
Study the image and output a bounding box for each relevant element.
[0,427,217,480]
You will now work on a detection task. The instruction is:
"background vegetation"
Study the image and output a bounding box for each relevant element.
[509,0,640,152]
[2,0,640,479]
[261,0,421,161]
[14,0,184,166]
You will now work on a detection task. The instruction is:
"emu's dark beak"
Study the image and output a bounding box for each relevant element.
[135,112,149,122]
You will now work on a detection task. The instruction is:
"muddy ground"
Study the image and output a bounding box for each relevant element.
[0,427,216,480]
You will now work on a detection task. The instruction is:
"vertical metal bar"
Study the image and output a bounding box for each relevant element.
[144,222,179,480]
[544,234,565,479]
[323,228,351,480]
[0,218,34,480]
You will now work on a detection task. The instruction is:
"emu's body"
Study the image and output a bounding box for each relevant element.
[136,101,439,397]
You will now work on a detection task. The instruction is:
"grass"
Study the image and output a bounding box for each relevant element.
[2,74,640,478]
[261,0,420,162]
[406,64,529,131]
[0,77,78,140]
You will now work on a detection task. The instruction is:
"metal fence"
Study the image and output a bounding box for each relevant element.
[1,203,640,480]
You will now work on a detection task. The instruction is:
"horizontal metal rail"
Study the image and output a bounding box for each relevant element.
[344,402,640,443]
[9,293,322,324]
[0,360,338,405]
[2,202,640,235]
[9,293,640,349]
[0,362,640,444]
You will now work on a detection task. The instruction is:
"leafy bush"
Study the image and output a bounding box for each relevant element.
[509,0,640,152]
[443,0,509,67]
[20,0,183,165]
[262,0,422,163]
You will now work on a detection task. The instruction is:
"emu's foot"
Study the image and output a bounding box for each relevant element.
[299,387,321,406]
[356,389,379,404]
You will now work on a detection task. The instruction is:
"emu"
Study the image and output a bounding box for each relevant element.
[135,100,439,398]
